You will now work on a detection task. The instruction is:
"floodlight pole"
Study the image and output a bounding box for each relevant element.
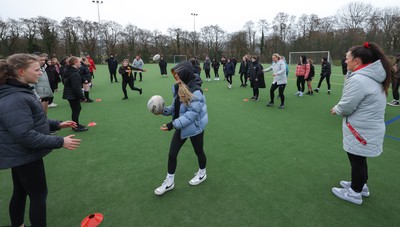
[191,13,198,57]
[92,0,103,62]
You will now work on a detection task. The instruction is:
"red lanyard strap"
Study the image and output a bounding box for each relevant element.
[346,117,367,145]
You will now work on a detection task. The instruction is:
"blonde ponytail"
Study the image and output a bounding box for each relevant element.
[178,81,193,106]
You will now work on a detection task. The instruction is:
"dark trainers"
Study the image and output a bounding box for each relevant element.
[122,97,128,100]
[387,100,400,106]
[139,88,143,95]
[278,105,285,109]
[266,102,274,107]
[314,88,319,93]
[73,125,88,132]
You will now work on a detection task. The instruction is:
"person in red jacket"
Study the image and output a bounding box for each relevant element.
[86,54,96,80]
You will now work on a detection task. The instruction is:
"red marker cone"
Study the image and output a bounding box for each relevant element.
[81,213,103,227]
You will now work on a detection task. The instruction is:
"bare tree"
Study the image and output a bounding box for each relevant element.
[37,16,59,56]
[243,21,256,51]
[79,20,98,58]
[258,19,269,56]
[20,18,39,53]
[379,7,400,53]
[122,24,139,58]
[101,21,122,56]
[60,17,82,56]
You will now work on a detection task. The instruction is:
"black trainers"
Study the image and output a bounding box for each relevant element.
[122,97,128,100]
[278,105,285,109]
[328,90,331,95]
[139,88,143,95]
[266,102,274,107]
[314,89,319,93]
[73,125,88,132]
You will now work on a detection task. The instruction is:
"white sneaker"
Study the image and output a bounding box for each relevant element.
[339,180,370,197]
[298,92,303,97]
[48,103,58,108]
[189,171,207,186]
[228,84,232,89]
[217,78,220,81]
[332,187,362,204]
[154,178,174,195]
[294,91,300,96]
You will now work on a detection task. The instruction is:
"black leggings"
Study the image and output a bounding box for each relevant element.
[10,159,47,227]
[168,130,206,174]
[109,68,118,82]
[122,78,141,98]
[270,82,286,105]
[68,99,82,126]
[226,74,233,85]
[134,72,143,81]
[391,77,400,100]
[213,68,219,78]
[317,74,331,90]
[347,152,368,193]
[240,72,248,85]
[296,76,305,92]
[205,69,211,79]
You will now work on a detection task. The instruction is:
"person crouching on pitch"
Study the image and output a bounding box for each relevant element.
[118,59,143,100]
[154,61,209,196]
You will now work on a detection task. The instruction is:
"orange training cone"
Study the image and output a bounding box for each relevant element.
[81,213,103,227]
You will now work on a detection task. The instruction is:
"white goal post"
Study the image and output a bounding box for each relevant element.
[288,51,331,65]
[173,55,187,64]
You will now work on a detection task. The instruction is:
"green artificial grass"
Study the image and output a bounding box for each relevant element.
[1,63,399,226]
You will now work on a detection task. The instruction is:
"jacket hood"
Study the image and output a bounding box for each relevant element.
[349,60,386,83]
[0,79,32,98]
[63,65,78,79]
[171,61,202,92]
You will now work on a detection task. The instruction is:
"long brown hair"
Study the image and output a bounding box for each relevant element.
[348,42,391,96]
[0,54,39,84]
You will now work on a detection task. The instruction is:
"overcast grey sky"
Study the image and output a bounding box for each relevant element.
[1,0,397,33]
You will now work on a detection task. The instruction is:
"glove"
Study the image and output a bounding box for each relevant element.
[166,122,173,131]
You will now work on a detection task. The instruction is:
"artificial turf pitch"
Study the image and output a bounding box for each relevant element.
[0,63,399,226]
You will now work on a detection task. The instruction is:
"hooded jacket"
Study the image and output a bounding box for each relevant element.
[62,65,85,100]
[163,62,208,139]
[0,79,64,169]
[332,60,387,157]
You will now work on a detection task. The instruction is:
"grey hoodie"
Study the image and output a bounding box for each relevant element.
[333,60,387,157]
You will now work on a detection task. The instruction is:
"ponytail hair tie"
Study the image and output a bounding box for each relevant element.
[364,42,370,48]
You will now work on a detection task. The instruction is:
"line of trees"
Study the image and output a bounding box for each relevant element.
[0,2,399,64]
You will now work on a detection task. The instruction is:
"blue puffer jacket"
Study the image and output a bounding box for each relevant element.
[163,88,208,139]
[0,79,64,169]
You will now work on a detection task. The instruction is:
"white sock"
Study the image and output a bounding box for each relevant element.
[167,173,174,182]
[199,168,206,175]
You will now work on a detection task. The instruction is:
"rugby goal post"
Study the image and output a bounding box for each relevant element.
[288,51,331,65]
[173,55,187,64]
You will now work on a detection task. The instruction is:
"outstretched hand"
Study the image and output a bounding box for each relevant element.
[59,121,78,129]
[160,124,169,131]
[63,135,81,150]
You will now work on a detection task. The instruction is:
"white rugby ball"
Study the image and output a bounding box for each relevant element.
[147,95,164,115]
[153,54,161,61]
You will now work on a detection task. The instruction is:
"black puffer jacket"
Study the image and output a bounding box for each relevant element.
[62,65,85,100]
[0,79,64,169]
